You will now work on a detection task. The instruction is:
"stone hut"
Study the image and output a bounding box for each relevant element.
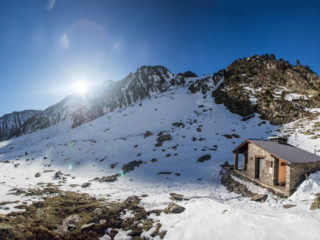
[232,136,320,196]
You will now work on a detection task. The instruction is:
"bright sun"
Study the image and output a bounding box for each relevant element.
[74,81,88,94]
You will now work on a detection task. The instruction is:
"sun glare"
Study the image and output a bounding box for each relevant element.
[74,81,88,94]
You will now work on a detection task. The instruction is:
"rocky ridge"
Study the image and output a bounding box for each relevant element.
[0,110,40,141]
[190,54,320,125]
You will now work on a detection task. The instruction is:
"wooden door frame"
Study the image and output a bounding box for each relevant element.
[254,155,266,179]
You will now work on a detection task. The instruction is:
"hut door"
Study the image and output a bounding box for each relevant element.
[259,158,265,178]
[278,160,286,185]
[243,150,248,171]
[255,157,265,178]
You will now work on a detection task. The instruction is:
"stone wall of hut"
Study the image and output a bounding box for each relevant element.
[286,161,320,193]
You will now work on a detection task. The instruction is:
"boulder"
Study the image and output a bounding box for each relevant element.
[197,154,211,163]
[93,208,102,216]
[164,203,185,214]
[124,196,141,207]
[122,160,143,173]
[99,219,107,225]
[170,193,189,201]
[81,182,91,188]
[157,134,172,143]
[144,131,153,138]
[251,194,268,202]
[283,204,296,209]
[57,214,81,235]
[99,174,118,182]
[53,171,62,179]
[310,194,320,210]
[80,223,95,231]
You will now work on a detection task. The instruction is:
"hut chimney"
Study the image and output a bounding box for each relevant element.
[267,136,288,144]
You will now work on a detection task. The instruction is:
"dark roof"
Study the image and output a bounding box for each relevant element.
[234,139,320,164]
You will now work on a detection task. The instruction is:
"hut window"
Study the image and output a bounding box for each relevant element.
[281,162,286,166]
[270,162,273,167]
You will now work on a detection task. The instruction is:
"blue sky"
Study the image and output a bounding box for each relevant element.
[0,0,320,116]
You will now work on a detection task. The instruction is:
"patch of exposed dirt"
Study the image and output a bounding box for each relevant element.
[0,189,167,240]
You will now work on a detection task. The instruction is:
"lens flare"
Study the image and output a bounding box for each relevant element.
[68,163,73,171]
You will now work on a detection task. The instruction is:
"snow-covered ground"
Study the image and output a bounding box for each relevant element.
[1,84,320,239]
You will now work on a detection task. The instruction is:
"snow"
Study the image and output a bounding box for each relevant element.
[282,115,320,153]
[290,171,320,201]
[160,198,320,240]
[242,86,260,104]
[120,210,135,219]
[1,81,320,239]
[305,108,320,113]
[285,93,312,101]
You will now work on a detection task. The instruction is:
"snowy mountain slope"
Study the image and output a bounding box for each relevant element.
[10,66,197,139]
[1,80,320,239]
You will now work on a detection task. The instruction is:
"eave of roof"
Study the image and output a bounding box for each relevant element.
[233,139,320,164]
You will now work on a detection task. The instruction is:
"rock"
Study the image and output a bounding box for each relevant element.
[144,131,153,138]
[283,204,296,209]
[221,172,255,198]
[110,163,118,169]
[36,209,45,218]
[164,203,185,214]
[54,171,62,179]
[158,171,172,175]
[122,160,143,173]
[251,194,268,202]
[197,154,211,163]
[99,174,118,182]
[68,224,77,231]
[223,134,233,139]
[35,172,41,178]
[0,223,14,239]
[310,194,320,210]
[124,196,141,206]
[159,230,167,239]
[69,184,80,188]
[170,193,189,201]
[172,122,185,128]
[151,158,157,163]
[81,182,91,188]
[93,208,102,215]
[0,214,9,221]
[157,134,172,143]
[57,214,81,235]
[80,223,95,231]
[99,219,107,225]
